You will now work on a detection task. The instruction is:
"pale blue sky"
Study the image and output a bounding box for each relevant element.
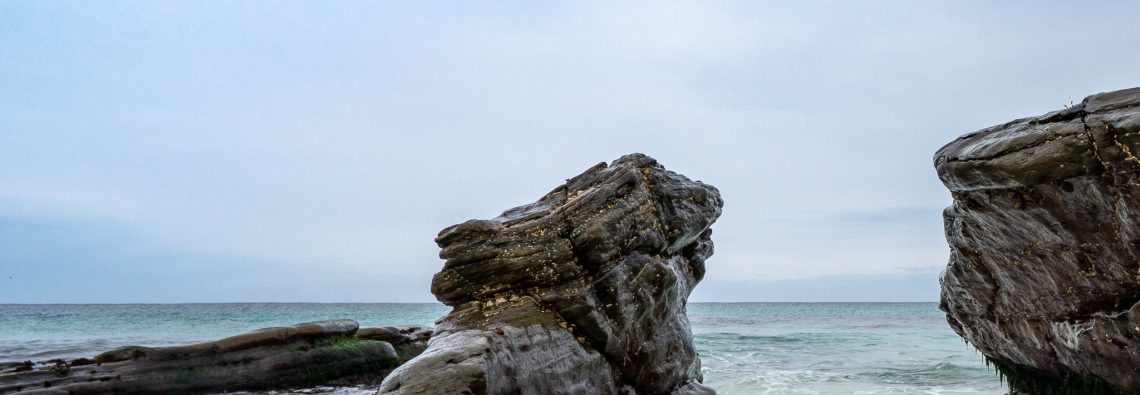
[2,1,1138,303]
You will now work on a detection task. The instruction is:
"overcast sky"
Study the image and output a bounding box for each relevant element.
[2,1,1138,303]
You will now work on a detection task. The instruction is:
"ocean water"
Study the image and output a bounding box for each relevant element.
[0,303,1004,394]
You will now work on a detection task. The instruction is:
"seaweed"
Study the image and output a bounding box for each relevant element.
[986,356,1124,395]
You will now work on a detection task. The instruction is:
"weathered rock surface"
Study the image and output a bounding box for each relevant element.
[0,320,431,394]
[936,88,1140,393]
[379,153,722,395]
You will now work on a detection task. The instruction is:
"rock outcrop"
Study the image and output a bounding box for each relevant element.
[379,153,722,395]
[0,320,431,394]
[936,88,1140,393]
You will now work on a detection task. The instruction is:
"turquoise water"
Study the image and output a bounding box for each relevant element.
[0,303,1004,394]
[689,303,1003,394]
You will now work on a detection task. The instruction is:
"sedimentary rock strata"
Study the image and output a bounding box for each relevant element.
[379,153,722,395]
[936,88,1140,393]
[0,320,430,394]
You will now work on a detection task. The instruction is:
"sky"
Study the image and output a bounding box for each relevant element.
[2,1,1138,303]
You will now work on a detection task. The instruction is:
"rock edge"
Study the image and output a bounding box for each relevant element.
[936,87,1140,393]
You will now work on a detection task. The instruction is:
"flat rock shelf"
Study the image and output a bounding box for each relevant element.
[0,320,430,395]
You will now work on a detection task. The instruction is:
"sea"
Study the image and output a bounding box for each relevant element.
[0,303,1005,394]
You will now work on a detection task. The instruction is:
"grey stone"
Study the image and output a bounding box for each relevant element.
[379,153,722,395]
[935,87,1140,392]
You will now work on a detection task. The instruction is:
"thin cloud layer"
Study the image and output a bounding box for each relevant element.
[2,1,1139,302]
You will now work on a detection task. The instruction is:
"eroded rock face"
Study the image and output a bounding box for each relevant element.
[379,153,722,395]
[936,88,1140,392]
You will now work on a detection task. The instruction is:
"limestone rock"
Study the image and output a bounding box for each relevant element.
[935,88,1140,393]
[379,153,722,395]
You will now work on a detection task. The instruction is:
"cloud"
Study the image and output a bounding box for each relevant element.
[692,271,944,303]
[2,1,1139,302]
[0,214,437,303]
[706,206,950,282]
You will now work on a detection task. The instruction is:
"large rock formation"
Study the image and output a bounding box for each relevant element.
[0,320,431,394]
[379,154,722,395]
[936,88,1140,393]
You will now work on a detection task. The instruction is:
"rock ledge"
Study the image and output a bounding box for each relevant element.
[0,320,430,395]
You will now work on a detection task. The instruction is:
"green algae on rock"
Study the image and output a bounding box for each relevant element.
[935,88,1140,394]
[379,153,723,395]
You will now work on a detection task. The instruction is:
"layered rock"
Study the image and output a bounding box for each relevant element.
[936,88,1140,393]
[0,320,431,394]
[379,153,722,395]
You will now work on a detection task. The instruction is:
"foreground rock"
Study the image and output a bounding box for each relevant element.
[936,88,1140,393]
[0,320,430,394]
[379,154,722,395]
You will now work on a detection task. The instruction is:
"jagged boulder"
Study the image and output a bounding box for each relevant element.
[935,88,1140,393]
[0,320,431,394]
[379,153,722,395]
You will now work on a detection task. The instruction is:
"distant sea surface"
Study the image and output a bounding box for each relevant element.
[0,303,1004,394]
